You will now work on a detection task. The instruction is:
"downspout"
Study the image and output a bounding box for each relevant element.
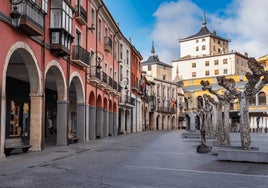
[95,3,104,138]
[84,0,88,141]
[112,31,119,136]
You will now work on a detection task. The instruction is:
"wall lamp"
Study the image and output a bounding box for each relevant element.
[10,0,23,28]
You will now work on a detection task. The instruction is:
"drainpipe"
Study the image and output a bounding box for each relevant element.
[112,31,119,136]
[84,0,88,142]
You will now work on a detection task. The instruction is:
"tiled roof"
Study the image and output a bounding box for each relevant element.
[142,55,173,68]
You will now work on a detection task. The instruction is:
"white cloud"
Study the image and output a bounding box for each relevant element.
[150,0,202,64]
[150,0,268,64]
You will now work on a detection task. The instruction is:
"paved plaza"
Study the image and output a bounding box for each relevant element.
[1,131,268,188]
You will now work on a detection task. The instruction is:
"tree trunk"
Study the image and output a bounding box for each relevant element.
[215,106,224,144]
[239,94,251,150]
[223,102,231,145]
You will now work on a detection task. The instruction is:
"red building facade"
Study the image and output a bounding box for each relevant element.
[0,0,140,157]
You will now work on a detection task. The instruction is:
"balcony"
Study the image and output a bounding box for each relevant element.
[157,106,176,114]
[75,5,87,25]
[71,45,90,67]
[50,28,73,57]
[119,94,135,108]
[17,1,45,36]
[113,80,118,91]
[104,36,112,53]
[132,81,142,93]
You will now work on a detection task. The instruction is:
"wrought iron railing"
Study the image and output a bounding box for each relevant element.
[72,45,90,65]
[75,5,87,23]
[17,0,45,30]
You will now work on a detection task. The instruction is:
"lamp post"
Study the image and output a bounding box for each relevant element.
[9,0,23,28]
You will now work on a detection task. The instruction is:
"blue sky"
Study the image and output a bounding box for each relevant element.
[103,0,268,64]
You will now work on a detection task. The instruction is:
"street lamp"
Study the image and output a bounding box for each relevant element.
[10,0,23,28]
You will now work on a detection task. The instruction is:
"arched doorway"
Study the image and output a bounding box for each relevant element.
[45,62,66,146]
[162,116,166,130]
[68,74,85,143]
[108,99,113,136]
[96,94,102,139]
[88,91,96,140]
[3,43,42,153]
[156,115,161,130]
[103,97,108,138]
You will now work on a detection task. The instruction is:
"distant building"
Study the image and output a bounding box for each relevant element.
[141,42,185,130]
[172,12,250,80]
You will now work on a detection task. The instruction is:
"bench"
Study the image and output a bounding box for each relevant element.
[218,149,268,163]
[68,133,79,144]
[4,138,32,156]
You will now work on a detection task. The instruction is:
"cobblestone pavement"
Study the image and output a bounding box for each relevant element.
[1,131,268,188]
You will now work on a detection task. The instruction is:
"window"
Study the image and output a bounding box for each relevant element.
[258,92,266,105]
[105,27,108,36]
[75,29,81,45]
[42,0,48,12]
[205,70,210,76]
[223,59,228,64]
[218,40,220,44]
[213,45,216,51]
[98,18,102,41]
[126,50,129,65]
[105,63,108,73]
[192,72,196,77]
[162,75,166,80]
[196,46,199,51]
[110,68,113,77]
[148,65,151,71]
[202,38,205,42]
[250,95,256,105]
[223,69,228,74]
[192,63,196,68]
[202,45,206,50]
[214,60,219,65]
[50,1,73,49]
[214,69,219,75]
[196,39,199,43]
[120,43,123,60]
[205,61,209,66]
[90,7,95,27]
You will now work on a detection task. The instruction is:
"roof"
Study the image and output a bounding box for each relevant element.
[180,12,228,42]
[142,55,173,68]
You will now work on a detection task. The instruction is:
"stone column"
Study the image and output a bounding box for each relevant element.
[109,111,113,136]
[0,93,7,157]
[85,104,89,142]
[113,112,118,136]
[103,109,108,138]
[76,103,85,143]
[96,107,103,138]
[29,94,43,151]
[56,100,68,146]
[88,106,96,140]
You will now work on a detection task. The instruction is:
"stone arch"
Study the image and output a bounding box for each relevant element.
[162,115,166,130]
[3,42,42,96]
[113,102,117,112]
[109,99,112,112]
[104,97,108,110]
[45,61,68,146]
[156,115,161,130]
[69,72,85,104]
[96,94,102,108]
[45,60,67,101]
[89,91,95,106]
[2,42,42,153]
[171,116,176,129]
